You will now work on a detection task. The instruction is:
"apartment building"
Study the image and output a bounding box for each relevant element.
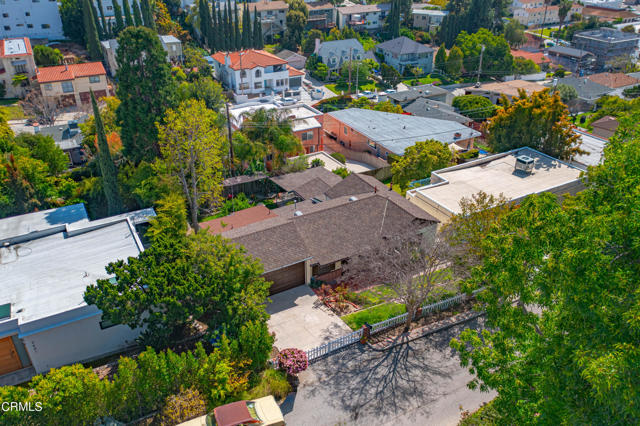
[37,62,110,107]
[247,1,289,40]
[306,2,336,30]
[412,9,449,32]
[513,1,582,27]
[0,37,37,98]
[335,3,391,31]
[0,0,64,40]
[572,28,640,70]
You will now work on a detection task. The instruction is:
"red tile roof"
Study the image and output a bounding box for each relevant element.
[36,62,106,83]
[288,65,305,77]
[211,49,288,70]
[510,49,550,64]
[200,205,277,234]
[587,72,640,89]
[0,38,33,58]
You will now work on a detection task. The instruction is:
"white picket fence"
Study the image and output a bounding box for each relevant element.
[296,288,485,364]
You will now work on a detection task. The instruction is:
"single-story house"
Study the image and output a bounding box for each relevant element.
[546,76,612,112]
[35,121,86,166]
[406,147,586,223]
[465,79,547,103]
[590,115,619,139]
[216,173,439,293]
[384,84,453,105]
[323,108,481,160]
[402,98,472,125]
[0,204,155,384]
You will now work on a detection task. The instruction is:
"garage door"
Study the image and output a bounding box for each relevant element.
[0,336,22,376]
[264,262,306,294]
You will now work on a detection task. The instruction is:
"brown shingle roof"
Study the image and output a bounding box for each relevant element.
[587,72,640,89]
[324,173,385,199]
[270,167,342,196]
[590,115,619,131]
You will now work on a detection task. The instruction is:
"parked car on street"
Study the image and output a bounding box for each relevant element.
[178,396,285,426]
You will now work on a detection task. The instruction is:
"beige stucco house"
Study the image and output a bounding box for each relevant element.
[36,62,109,107]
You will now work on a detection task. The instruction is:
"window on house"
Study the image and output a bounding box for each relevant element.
[343,126,348,135]
[3,26,10,31]
[89,75,100,83]
[239,82,249,90]
[13,63,26,73]
[254,81,262,89]
[255,69,261,77]
[27,23,33,28]
[0,303,10,320]
[41,24,50,29]
[25,12,30,16]
[106,5,112,10]
[308,145,316,153]
[61,81,74,93]
[2,13,8,17]
[44,83,52,90]
[301,131,314,141]
[240,70,247,78]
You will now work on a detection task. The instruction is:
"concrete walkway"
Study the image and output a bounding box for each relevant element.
[267,286,352,351]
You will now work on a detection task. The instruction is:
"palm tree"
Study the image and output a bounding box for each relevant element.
[557,1,573,43]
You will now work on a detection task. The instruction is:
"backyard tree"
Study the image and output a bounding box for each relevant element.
[484,89,582,160]
[146,192,188,244]
[391,139,453,191]
[456,29,513,76]
[451,120,640,423]
[452,94,497,120]
[19,90,60,126]
[380,63,401,88]
[282,0,308,50]
[91,91,124,216]
[116,26,175,163]
[157,99,224,232]
[84,231,272,351]
[445,45,463,78]
[60,0,85,43]
[503,19,526,48]
[33,45,63,66]
[339,60,371,88]
[434,44,447,70]
[556,83,578,105]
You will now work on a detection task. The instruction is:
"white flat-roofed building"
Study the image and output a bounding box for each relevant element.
[406,147,586,223]
[572,129,607,168]
[0,204,155,383]
[0,0,64,40]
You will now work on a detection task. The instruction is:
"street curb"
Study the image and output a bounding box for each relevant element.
[367,311,486,352]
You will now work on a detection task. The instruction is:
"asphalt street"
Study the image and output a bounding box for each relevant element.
[281,317,495,426]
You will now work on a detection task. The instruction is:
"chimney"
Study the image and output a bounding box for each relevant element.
[314,38,321,55]
[374,186,377,193]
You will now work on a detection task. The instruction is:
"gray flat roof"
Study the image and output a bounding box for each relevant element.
[0,204,89,245]
[328,108,480,155]
[0,220,142,325]
[572,129,607,167]
[409,147,585,214]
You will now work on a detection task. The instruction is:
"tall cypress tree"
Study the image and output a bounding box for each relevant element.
[83,0,103,59]
[113,0,125,34]
[222,5,229,51]
[257,13,264,49]
[96,0,108,37]
[133,0,143,26]
[141,0,154,29]
[211,1,219,52]
[90,0,104,39]
[91,91,124,216]
[216,3,224,51]
[198,0,208,46]
[242,3,250,49]
[233,2,240,51]
[226,0,233,48]
[123,0,134,28]
[253,11,261,49]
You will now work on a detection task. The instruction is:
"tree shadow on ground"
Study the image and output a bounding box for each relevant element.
[305,318,483,424]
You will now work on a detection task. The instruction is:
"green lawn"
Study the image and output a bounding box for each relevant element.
[325,80,385,95]
[347,284,397,308]
[0,105,25,120]
[342,303,407,330]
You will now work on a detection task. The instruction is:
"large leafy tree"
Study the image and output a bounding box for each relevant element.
[503,19,527,48]
[12,133,68,176]
[484,89,582,160]
[282,0,308,50]
[116,26,175,163]
[60,0,85,43]
[33,45,63,66]
[456,29,513,76]
[452,94,497,121]
[157,99,224,231]
[91,91,123,216]
[84,231,272,351]
[451,114,640,423]
[434,44,447,71]
[391,140,453,190]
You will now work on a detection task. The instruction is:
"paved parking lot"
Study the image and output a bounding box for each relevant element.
[267,285,352,351]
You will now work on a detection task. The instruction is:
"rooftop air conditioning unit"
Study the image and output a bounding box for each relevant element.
[294,210,303,216]
[515,155,535,174]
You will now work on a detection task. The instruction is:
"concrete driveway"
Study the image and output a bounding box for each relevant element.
[267,285,352,351]
[281,316,495,425]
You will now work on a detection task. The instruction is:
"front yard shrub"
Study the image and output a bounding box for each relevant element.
[248,369,292,400]
[277,348,308,376]
[330,152,346,164]
[341,303,407,330]
[158,387,208,426]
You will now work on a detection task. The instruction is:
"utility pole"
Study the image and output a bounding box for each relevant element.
[476,44,485,85]
[348,47,353,95]
[225,102,235,177]
[355,58,359,96]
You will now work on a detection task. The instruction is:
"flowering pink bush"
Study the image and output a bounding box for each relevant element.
[277,348,308,376]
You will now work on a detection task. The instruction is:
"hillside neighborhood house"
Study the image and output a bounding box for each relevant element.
[247,1,289,39]
[375,36,435,74]
[0,0,64,40]
[101,34,183,76]
[0,205,155,382]
[0,37,37,98]
[335,3,391,31]
[212,49,304,103]
[36,62,109,107]
[314,38,365,72]
[406,147,586,223]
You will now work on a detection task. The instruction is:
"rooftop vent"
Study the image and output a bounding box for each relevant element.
[294,210,303,216]
[454,132,461,139]
[348,196,358,202]
[515,155,535,174]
